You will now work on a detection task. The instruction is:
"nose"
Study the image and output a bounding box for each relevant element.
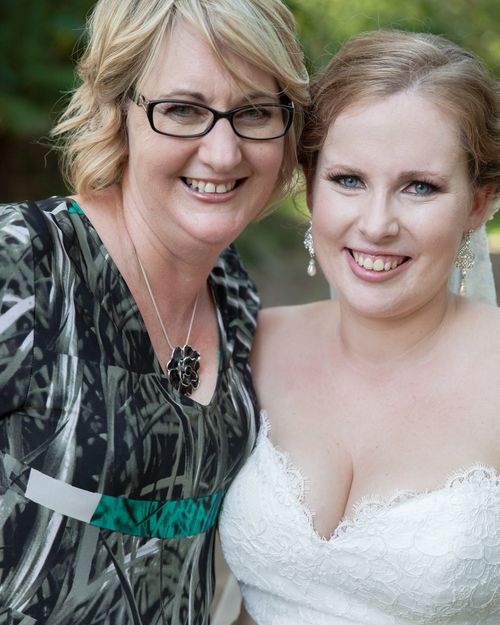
[358,192,399,241]
[197,118,243,172]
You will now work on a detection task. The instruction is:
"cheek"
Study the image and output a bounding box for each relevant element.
[312,190,351,240]
[417,200,470,255]
[134,139,193,178]
[253,142,285,179]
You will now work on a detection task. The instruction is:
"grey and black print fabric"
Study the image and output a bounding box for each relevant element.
[0,197,259,624]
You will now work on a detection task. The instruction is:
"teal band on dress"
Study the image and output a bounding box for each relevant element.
[90,490,224,539]
[19,461,224,540]
[68,201,84,215]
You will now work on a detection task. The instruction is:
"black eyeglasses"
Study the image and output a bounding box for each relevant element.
[130,92,294,140]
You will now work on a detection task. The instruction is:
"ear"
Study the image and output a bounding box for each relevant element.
[466,184,495,231]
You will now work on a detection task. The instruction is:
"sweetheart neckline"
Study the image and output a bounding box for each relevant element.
[257,411,500,543]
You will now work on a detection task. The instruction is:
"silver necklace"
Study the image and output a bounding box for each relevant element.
[136,255,201,396]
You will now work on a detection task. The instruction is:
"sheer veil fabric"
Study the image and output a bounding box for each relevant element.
[448,224,497,305]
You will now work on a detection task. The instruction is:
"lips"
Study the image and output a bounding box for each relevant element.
[350,249,409,272]
[183,177,239,194]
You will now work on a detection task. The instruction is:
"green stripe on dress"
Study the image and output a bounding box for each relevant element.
[68,201,84,214]
[90,490,224,539]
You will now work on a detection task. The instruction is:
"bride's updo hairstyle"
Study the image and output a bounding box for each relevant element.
[300,30,500,214]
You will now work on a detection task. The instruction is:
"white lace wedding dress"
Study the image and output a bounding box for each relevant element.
[219,414,500,625]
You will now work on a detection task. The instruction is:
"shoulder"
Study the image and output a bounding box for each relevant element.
[213,245,255,292]
[0,201,38,415]
[462,298,500,333]
[0,196,74,242]
[458,298,500,361]
[211,246,261,356]
[0,196,81,304]
[0,200,33,267]
[256,299,337,345]
[252,299,338,389]
[212,245,260,320]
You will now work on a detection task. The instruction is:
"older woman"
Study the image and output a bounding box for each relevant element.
[220,31,500,624]
[0,0,308,623]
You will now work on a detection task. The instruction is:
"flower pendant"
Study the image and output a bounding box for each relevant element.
[167,344,201,396]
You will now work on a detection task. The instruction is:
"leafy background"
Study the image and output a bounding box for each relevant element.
[1,0,499,305]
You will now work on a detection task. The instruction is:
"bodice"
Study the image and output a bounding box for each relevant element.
[219,414,500,624]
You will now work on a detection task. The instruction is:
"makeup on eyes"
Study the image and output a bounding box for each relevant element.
[322,168,448,196]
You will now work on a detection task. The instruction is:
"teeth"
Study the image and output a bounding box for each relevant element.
[352,251,406,272]
[185,178,236,193]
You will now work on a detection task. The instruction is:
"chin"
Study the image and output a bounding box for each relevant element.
[336,285,407,318]
[187,222,245,251]
[193,212,254,245]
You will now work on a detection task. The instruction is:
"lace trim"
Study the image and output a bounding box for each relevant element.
[258,411,315,529]
[259,412,500,543]
[335,463,500,539]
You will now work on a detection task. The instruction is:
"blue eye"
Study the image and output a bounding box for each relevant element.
[342,176,360,188]
[328,174,363,189]
[405,181,438,195]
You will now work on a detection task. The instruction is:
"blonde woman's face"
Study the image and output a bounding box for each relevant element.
[309,91,488,319]
[123,20,285,251]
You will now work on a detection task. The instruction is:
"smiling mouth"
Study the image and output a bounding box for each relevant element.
[350,249,410,272]
[182,177,241,194]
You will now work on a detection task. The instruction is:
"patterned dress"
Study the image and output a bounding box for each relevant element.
[0,197,259,624]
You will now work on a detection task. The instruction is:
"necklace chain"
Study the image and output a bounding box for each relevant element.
[136,255,199,351]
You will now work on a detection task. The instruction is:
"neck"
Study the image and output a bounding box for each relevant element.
[335,288,459,371]
[120,189,221,301]
[76,185,220,341]
[116,171,229,328]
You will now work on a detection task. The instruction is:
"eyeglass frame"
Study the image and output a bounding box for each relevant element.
[129,91,295,140]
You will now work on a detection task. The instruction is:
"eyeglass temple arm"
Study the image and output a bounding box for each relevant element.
[127,89,147,111]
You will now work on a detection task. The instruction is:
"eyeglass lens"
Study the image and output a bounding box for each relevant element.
[151,102,290,139]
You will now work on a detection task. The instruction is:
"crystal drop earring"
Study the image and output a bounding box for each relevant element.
[304,222,317,277]
[455,229,475,296]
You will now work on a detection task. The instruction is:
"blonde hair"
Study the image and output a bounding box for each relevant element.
[300,30,500,210]
[52,0,309,202]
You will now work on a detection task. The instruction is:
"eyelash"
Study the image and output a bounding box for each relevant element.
[403,179,440,195]
[325,173,441,195]
[325,173,363,189]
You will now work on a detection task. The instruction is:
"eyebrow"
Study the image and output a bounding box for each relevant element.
[396,170,451,185]
[324,164,366,178]
[154,89,280,103]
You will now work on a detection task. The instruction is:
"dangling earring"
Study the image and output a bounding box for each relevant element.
[304,222,317,277]
[455,229,475,296]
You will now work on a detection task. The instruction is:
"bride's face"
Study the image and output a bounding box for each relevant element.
[309,90,488,319]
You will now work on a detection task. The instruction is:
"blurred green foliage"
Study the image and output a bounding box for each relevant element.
[0,1,94,136]
[1,0,498,140]
[289,0,500,73]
